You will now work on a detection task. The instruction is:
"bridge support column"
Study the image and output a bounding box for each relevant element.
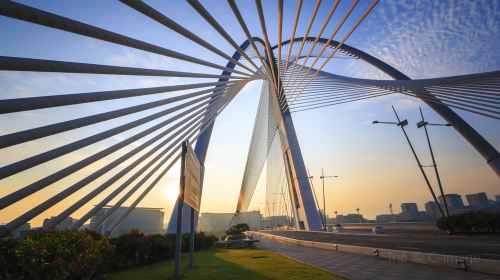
[267,81,323,231]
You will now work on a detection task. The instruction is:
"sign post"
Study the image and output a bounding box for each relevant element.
[173,142,187,279]
[173,140,201,278]
[184,141,201,268]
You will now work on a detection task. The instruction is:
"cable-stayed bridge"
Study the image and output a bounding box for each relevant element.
[0,0,498,237]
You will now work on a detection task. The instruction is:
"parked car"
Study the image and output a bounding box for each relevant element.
[332,224,344,232]
[372,226,385,234]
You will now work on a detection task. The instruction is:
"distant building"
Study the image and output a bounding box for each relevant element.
[261,215,292,228]
[90,206,164,238]
[198,211,262,234]
[233,211,262,229]
[417,211,434,221]
[376,214,396,223]
[333,214,365,224]
[495,194,500,203]
[401,203,419,221]
[466,192,490,208]
[9,223,31,239]
[43,216,76,230]
[198,212,233,233]
[439,194,465,210]
[425,201,441,220]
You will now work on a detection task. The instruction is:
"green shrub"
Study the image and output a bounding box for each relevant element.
[0,229,113,280]
[0,228,217,278]
[437,211,500,234]
[225,223,250,236]
[194,231,218,250]
[109,230,216,269]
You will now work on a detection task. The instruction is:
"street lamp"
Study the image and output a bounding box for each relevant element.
[389,203,396,223]
[320,168,338,231]
[273,192,289,227]
[356,208,362,223]
[373,106,445,218]
[417,107,451,217]
[297,170,323,229]
[259,202,271,228]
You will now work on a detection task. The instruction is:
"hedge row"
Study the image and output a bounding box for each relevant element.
[0,229,218,280]
[109,229,217,269]
[436,211,500,234]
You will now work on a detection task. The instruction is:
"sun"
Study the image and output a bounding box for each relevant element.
[165,185,179,203]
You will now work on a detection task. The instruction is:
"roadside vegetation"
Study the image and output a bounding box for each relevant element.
[437,211,500,234]
[0,229,217,279]
[224,223,250,237]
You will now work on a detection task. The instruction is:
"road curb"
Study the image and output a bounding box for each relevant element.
[250,231,500,276]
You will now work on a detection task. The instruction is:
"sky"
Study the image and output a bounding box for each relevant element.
[0,0,499,227]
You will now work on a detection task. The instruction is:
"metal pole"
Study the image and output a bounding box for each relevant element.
[419,107,450,217]
[391,106,445,218]
[306,170,322,226]
[189,207,195,268]
[174,141,187,278]
[272,201,275,228]
[389,203,396,223]
[281,193,288,226]
[322,168,327,231]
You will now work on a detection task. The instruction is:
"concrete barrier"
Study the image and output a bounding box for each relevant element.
[340,222,439,231]
[250,231,500,276]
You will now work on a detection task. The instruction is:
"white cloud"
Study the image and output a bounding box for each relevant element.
[345,0,499,79]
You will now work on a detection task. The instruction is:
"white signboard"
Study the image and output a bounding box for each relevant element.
[184,142,201,211]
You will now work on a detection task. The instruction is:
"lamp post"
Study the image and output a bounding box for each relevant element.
[417,107,451,217]
[274,192,290,227]
[259,202,271,228]
[320,168,338,231]
[297,171,323,228]
[389,203,396,223]
[373,106,445,218]
[356,208,361,223]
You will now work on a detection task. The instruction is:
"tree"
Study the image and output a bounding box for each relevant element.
[225,223,250,236]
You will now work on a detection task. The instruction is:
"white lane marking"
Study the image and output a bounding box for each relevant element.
[397,246,420,250]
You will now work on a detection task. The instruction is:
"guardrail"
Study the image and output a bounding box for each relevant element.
[251,231,500,276]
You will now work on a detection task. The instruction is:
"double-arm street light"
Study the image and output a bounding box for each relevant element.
[417,107,451,216]
[320,168,338,231]
[373,106,446,218]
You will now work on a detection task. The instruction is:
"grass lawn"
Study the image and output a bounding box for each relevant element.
[106,248,344,280]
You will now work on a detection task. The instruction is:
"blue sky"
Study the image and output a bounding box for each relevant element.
[0,0,499,226]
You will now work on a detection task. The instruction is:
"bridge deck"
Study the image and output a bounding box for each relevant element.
[263,230,500,260]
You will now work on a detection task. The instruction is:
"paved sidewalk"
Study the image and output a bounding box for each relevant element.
[256,236,499,280]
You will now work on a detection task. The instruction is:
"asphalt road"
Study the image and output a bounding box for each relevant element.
[263,230,500,260]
